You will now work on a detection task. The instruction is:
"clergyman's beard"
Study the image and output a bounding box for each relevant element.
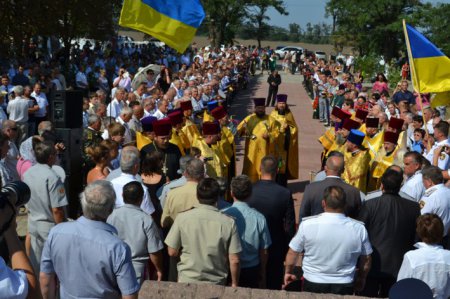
[256,111,266,118]
[277,108,286,115]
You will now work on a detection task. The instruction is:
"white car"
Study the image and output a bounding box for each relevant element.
[315,51,327,61]
[275,46,304,59]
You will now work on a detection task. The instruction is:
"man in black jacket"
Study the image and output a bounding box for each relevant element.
[248,155,296,290]
[266,70,281,107]
[357,168,420,297]
[300,152,361,221]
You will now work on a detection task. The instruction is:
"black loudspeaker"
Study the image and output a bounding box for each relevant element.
[50,90,83,128]
[55,128,83,218]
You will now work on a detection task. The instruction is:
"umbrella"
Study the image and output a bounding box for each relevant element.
[131,64,161,91]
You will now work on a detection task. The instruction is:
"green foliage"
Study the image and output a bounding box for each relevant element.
[387,64,403,89]
[0,0,121,58]
[325,0,421,61]
[354,54,385,80]
[410,2,450,56]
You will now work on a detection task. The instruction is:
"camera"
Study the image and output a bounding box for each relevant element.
[0,181,31,210]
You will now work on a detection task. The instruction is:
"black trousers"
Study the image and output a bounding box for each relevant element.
[239,265,260,288]
[360,276,396,298]
[267,87,278,106]
[303,279,354,295]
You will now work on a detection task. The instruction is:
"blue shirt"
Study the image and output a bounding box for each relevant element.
[0,257,27,299]
[40,216,140,299]
[222,201,271,268]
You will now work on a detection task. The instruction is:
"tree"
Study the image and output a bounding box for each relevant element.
[202,0,248,47]
[288,23,301,42]
[246,0,288,48]
[411,2,450,56]
[325,0,421,60]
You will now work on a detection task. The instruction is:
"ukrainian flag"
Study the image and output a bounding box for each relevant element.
[403,22,450,93]
[119,0,205,53]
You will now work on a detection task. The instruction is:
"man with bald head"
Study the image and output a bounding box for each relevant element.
[300,151,362,221]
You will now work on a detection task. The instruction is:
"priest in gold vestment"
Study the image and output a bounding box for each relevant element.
[168,110,190,156]
[237,98,279,182]
[363,117,384,159]
[192,121,227,178]
[269,94,299,186]
[180,100,200,145]
[369,131,402,191]
[136,116,157,150]
[342,129,371,193]
[211,106,236,179]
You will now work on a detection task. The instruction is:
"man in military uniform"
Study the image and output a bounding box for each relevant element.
[237,98,279,182]
[269,94,299,186]
[23,141,68,275]
[342,129,371,193]
[192,121,227,178]
[81,114,103,181]
[211,106,236,179]
[140,119,182,181]
[419,165,450,249]
[165,178,242,286]
[180,100,200,145]
[168,110,190,155]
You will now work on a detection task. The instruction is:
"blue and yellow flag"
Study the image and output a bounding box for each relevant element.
[403,22,450,93]
[119,0,205,53]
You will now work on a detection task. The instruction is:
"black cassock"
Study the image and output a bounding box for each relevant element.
[140,143,182,181]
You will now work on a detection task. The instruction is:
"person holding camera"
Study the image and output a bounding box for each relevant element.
[23,141,67,275]
[0,180,41,299]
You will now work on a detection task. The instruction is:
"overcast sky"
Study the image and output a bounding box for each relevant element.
[266,0,450,29]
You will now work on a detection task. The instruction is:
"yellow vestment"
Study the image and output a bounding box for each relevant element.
[269,110,299,179]
[342,149,371,193]
[237,114,279,182]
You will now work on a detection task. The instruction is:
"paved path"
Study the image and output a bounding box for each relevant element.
[230,71,325,222]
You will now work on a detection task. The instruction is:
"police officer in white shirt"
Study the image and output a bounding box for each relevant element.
[284,186,372,295]
[400,152,425,202]
[424,121,450,170]
[420,166,450,242]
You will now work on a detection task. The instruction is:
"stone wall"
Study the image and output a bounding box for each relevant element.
[139,281,373,299]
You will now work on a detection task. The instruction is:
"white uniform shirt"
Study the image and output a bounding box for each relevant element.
[420,184,450,236]
[398,242,450,299]
[7,97,29,123]
[289,213,372,284]
[425,139,450,170]
[400,171,425,202]
[110,173,154,215]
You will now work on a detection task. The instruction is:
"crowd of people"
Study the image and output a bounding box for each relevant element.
[0,42,302,299]
[304,53,450,297]
[0,38,449,299]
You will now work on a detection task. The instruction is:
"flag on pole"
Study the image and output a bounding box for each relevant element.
[403,22,450,93]
[119,0,205,53]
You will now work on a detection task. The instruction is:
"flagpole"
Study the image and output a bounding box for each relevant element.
[402,20,429,141]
